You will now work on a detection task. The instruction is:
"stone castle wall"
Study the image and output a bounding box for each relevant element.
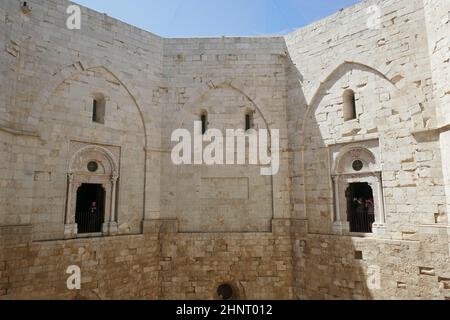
[285,0,450,299]
[0,0,165,240]
[0,223,295,300]
[161,36,290,232]
[0,0,449,300]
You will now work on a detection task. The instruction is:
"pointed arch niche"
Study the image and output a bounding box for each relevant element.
[65,142,120,238]
[330,140,386,235]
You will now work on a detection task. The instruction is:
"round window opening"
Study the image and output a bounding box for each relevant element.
[217,284,233,300]
[87,161,99,173]
[352,160,364,172]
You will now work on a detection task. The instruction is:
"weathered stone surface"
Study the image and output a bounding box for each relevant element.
[0,0,449,300]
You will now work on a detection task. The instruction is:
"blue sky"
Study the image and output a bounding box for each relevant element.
[72,0,361,37]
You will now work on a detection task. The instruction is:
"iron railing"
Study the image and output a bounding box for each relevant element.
[349,209,375,233]
[75,211,104,234]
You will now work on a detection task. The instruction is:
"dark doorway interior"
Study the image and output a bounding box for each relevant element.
[75,184,105,234]
[346,182,375,233]
[217,284,234,300]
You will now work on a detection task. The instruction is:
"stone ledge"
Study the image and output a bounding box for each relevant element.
[0,125,39,137]
[411,123,450,137]
[142,219,308,236]
[417,224,450,236]
[142,219,179,234]
[271,218,308,235]
[0,224,33,247]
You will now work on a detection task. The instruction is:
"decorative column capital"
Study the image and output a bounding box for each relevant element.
[68,172,75,183]
[371,171,382,179]
[331,174,341,183]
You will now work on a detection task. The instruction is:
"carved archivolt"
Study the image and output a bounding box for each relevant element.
[335,147,378,175]
[65,143,120,237]
[331,144,385,234]
[69,145,118,176]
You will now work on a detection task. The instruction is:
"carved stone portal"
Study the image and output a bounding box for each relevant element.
[64,142,120,238]
[330,141,386,235]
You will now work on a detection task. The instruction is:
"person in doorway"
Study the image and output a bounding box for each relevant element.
[353,197,366,232]
[89,202,97,214]
[88,201,97,232]
[366,198,375,230]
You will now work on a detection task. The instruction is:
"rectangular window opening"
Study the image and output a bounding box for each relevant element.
[92,98,106,124]
[201,114,207,135]
[245,113,253,131]
[346,182,375,233]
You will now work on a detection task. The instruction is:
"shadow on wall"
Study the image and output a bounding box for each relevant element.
[302,62,392,234]
[294,233,375,300]
[290,61,384,299]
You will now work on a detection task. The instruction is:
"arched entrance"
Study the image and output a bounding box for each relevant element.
[331,144,385,235]
[64,145,119,238]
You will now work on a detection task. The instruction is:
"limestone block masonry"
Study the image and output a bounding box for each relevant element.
[0,0,449,299]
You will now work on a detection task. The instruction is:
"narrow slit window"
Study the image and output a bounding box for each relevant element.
[92,96,105,124]
[92,99,97,122]
[343,89,357,121]
[201,113,208,135]
[245,112,254,131]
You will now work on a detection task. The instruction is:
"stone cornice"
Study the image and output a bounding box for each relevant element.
[0,125,39,138]
[411,123,450,137]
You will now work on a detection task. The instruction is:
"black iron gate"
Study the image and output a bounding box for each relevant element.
[75,184,105,234]
[346,183,375,233]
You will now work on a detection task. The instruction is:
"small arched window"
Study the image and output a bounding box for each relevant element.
[92,95,106,124]
[245,112,254,131]
[343,89,357,121]
[200,112,208,135]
